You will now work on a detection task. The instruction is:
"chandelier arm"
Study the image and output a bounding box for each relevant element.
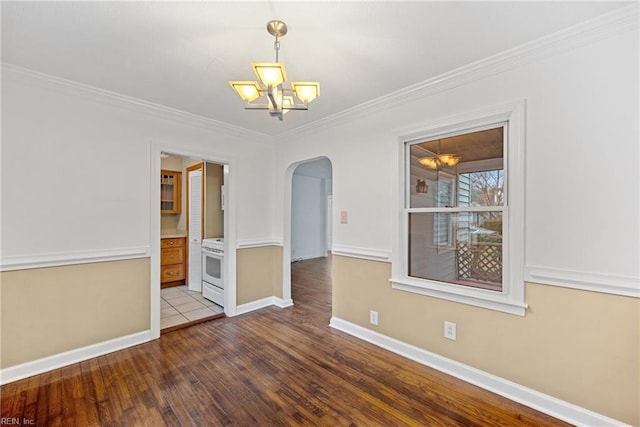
[244,104,270,110]
[267,86,282,111]
[267,86,279,110]
[283,105,309,111]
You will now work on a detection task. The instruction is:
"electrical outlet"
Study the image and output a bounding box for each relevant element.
[370,310,378,325]
[444,321,457,340]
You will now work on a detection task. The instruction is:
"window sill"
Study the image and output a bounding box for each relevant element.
[390,277,527,316]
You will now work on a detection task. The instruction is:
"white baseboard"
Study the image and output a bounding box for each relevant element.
[0,330,152,385]
[235,296,294,316]
[273,297,294,308]
[329,317,628,427]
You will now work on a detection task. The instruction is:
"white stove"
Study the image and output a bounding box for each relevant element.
[201,238,224,306]
[202,237,224,252]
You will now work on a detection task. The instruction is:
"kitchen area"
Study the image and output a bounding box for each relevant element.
[159,154,227,331]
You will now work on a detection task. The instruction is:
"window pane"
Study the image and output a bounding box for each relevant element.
[459,170,504,207]
[408,127,503,209]
[409,144,458,209]
[409,211,503,291]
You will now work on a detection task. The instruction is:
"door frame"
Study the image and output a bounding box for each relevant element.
[150,142,236,339]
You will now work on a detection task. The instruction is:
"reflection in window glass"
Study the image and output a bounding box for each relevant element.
[406,126,505,292]
[409,212,503,291]
[459,170,504,207]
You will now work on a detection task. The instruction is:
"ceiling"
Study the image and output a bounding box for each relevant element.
[416,127,503,163]
[1,1,627,137]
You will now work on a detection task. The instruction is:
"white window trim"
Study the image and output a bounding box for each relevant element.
[391,100,527,316]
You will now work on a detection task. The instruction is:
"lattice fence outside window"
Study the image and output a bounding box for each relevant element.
[457,242,502,284]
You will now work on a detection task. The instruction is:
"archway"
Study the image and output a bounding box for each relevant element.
[282,157,333,305]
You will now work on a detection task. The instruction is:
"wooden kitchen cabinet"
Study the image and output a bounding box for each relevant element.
[161,237,186,287]
[161,170,182,214]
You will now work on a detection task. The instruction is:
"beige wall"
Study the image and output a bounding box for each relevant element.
[205,162,224,239]
[332,255,640,425]
[1,258,150,368]
[160,213,181,233]
[236,246,283,305]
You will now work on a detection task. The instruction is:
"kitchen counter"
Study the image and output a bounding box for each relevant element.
[161,230,187,239]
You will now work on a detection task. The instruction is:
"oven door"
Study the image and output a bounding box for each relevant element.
[202,248,224,288]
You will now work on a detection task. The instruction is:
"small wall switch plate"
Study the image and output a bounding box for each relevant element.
[444,321,457,340]
[340,210,348,224]
[370,310,378,325]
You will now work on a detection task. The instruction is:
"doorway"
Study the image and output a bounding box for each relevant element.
[284,157,333,305]
[152,152,229,333]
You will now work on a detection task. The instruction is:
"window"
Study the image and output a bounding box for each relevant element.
[393,102,526,315]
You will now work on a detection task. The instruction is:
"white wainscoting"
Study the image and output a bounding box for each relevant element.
[329,317,628,427]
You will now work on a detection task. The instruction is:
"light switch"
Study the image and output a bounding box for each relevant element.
[340,210,348,224]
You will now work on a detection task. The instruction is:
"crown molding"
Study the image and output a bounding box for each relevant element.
[2,4,636,140]
[280,3,638,139]
[1,62,272,141]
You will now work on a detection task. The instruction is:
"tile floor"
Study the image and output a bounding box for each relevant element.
[161,285,224,330]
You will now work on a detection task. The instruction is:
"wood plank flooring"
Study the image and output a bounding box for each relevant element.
[1,256,571,426]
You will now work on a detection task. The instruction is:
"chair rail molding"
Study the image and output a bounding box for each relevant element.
[331,245,391,263]
[0,246,150,271]
[525,265,639,298]
[236,238,284,249]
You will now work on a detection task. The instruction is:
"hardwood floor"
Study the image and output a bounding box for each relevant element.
[1,256,570,426]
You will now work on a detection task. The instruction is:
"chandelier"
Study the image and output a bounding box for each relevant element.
[229,20,320,121]
[418,139,460,169]
[418,154,461,169]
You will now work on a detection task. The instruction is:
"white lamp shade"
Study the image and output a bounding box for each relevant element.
[418,157,438,169]
[252,62,287,87]
[292,82,320,103]
[229,81,262,102]
[438,154,460,167]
